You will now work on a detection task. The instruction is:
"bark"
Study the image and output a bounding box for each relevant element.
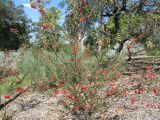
[78,33,88,52]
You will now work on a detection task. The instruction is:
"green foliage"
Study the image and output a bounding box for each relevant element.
[0,75,32,94]
[0,0,31,50]
[35,6,62,51]
[62,0,160,50]
[19,47,56,81]
[147,47,160,56]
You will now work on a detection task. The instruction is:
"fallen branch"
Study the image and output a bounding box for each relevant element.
[0,93,21,110]
[0,86,30,110]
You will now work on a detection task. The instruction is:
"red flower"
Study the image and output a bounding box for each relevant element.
[135,88,144,94]
[69,58,74,62]
[71,49,77,56]
[61,89,67,94]
[44,44,48,49]
[54,89,60,94]
[31,4,38,9]
[4,95,12,99]
[127,45,132,49]
[81,85,88,92]
[147,66,152,70]
[141,101,144,104]
[73,84,78,90]
[37,0,41,3]
[27,85,32,89]
[111,83,115,87]
[146,73,154,80]
[16,88,26,94]
[152,88,159,95]
[106,91,112,96]
[67,93,74,99]
[72,96,80,103]
[79,17,85,23]
[72,107,78,113]
[80,0,87,7]
[111,83,117,90]
[146,103,152,108]
[138,34,143,39]
[130,97,136,104]
[121,92,127,97]
[58,82,63,88]
[77,58,82,64]
[41,9,46,14]
[77,8,83,14]
[85,50,90,57]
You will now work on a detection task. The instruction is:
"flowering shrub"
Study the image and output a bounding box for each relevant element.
[48,48,159,118]
[40,41,159,118]
[1,0,160,119]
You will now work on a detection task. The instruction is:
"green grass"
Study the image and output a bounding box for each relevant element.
[0,47,98,94]
[1,46,119,95]
[0,74,33,94]
[147,47,160,56]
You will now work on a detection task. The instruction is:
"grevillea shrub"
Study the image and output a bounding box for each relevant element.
[25,1,160,119]
[46,42,121,118]
[46,42,160,119]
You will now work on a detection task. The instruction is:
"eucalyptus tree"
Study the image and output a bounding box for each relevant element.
[63,0,160,52]
[0,0,31,50]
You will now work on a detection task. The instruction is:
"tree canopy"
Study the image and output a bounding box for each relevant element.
[63,0,160,49]
[0,0,31,50]
[29,0,160,52]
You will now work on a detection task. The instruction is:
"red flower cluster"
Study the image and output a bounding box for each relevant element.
[37,0,42,3]
[127,45,132,49]
[106,91,112,96]
[31,4,38,9]
[73,84,78,90]
[146,73,154,80]
[79,17,85,23]
[131,34,144,45]
[61,89,67,94]
[130,97,136,104]
[71,47,79,56]
[41,9,46,14]
[135,88,144,94]
[77,0,87,14]
[27,84,32,89]
[77,8,83,14]
[152,88,159,95]
[16,88,26,94]
[138,34,143,39]
[54,89,60,94]
[4,95,12,100]
[72,107,79,113]
[69,58,74,62]
[85,49,90,57]
[81,85,88,92]
[121,92,127,97]
[80,0,87,7]
[67,93,74,99]
[58,81,63,88]
[147,66,153,70]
